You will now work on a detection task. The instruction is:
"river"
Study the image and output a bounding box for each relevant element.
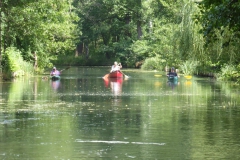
[0,67,240,159]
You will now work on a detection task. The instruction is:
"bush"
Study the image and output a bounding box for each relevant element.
[180,60,198,75]
[141,56,165,71]
[2,47,34,78]
[217,64,240,81]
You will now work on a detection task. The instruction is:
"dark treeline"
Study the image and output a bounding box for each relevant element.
[0,0,240,82]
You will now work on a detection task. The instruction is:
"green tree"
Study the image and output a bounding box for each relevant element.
[196,0,240,76]
[0,0,2,74]
[199,0,240,36]
[131,0,201,68]
[1,0,79,74]
[73,0,147,65]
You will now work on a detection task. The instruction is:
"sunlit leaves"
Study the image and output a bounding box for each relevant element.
[3,47,34,76]
[1,0,79,71]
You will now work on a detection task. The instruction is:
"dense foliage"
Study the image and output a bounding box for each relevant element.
[199,0,240,35]
[0,0,240,82]
[0,0,79,77]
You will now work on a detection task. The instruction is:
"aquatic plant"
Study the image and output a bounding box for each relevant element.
[180,60,198,75]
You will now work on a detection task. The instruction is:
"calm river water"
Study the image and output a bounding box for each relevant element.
[1,67,240,159]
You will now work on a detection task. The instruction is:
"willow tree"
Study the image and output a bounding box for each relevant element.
[196,0,240,72]
[178,0,195,60]
[131,0,193,67]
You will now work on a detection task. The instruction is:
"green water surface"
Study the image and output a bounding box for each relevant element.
[0,67,240,159]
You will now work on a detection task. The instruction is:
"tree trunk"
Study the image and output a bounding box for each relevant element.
[0,0,2,74]
[125,13,132,38]
[137,20,142,39]
[149,20,153,33]
[33,52,38,70]
[4,9,9,52]
[75,49,78,57]
[136,0,142,39]
[85,44,89,59]
[75,43,85,57]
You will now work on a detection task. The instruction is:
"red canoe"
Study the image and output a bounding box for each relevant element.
[103,76,123,88]
[109,71,123,78]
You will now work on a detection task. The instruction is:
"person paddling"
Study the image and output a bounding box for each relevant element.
[110,61,122,73]
[50,67,60,76]
[167,67,179,78]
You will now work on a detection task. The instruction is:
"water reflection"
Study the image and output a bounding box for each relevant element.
[104,78,123,96]
[51,80,60,90]
[154,81,162,87]
[110,79,123,97]
[1,67,240,159]
[167,80,179,89]
[75,139,166,146]
[103,78,123,106]
[184,80,192,86]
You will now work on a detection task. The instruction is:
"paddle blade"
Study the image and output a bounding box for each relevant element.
[65,66,71,70]
[103,74,109,79]
[119,70,129,79]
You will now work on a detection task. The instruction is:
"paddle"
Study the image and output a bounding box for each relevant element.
[42,66,71,79]
[103,73,109,79]
[60,66,71,72]
[119,70,129,79]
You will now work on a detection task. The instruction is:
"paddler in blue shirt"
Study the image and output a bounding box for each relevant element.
[167,67,179,78]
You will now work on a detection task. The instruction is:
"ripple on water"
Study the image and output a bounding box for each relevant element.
[75,139,166,146]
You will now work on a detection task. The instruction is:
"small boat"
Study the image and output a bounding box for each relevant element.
[103,77,123,88]
[109,71,123,78]
[168,76,178,81]
[51,75,60,81]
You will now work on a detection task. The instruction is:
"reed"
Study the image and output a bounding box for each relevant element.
[2,47,34,78]
[180,60,198,75]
